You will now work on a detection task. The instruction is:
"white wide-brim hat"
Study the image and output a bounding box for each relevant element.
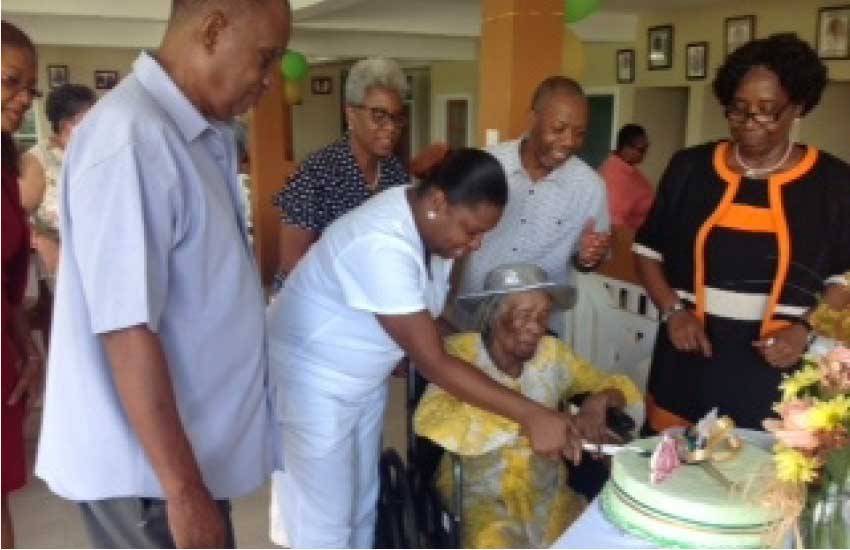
[456,263,577,311]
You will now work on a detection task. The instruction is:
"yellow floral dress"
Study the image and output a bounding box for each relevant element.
[414,333,643,548]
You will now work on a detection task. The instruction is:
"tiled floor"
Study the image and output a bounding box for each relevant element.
[10,378,408,549]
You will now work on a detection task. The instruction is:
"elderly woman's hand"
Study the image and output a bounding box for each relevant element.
[522,406,583,465]
[753,324,809,370]
[576,390,625,448]
[667,310,712,357]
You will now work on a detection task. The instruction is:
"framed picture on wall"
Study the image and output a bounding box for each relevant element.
[648,25,673,70]
[47,65,69,89]
[94,70,119,90]
[311,76,332,95]
[616,49,635,83]
[817,5,850,59]
[686,42,708,80]
[725,15,755,57]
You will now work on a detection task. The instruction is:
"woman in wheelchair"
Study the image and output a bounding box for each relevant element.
[414,263,643,548]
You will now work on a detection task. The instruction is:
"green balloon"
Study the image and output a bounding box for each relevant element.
[565,0,601,23]
[281,50,309,81]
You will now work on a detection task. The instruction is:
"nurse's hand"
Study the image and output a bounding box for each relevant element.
[667,310,712,357]
[523,407,583,465]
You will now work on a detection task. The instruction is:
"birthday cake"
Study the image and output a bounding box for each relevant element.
[601,432,782,548]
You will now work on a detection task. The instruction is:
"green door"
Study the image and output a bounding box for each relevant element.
[579,94,614,169]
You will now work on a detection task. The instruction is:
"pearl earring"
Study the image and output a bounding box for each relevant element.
[426,211,437,220]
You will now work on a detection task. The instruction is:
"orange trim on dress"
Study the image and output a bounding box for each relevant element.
[696,142,819,336]
[692,142,741,325]
[646,394,692,432]
[762,147,819,337]
[715,204,775,233]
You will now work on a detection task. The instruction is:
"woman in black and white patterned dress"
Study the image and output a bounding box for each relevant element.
[273,57,410,289]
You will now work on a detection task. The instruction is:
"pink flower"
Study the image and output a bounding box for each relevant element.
[826,346,850,365]
[763,401,820,451]
[650,433,681,484]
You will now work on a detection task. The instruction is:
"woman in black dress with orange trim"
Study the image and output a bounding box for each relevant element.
[633,33,850,431]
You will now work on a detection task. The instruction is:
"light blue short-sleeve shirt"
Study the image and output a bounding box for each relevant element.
[35,52,273,501]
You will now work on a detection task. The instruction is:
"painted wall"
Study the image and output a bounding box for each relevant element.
[633,87,690,184]
[575,0,850,166]
[430,61,479,146]
[33,45,139,138]
[291,64,346,162]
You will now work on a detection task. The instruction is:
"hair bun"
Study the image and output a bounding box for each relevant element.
[410,142,451,181]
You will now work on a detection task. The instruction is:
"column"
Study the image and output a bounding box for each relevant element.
[478,0,565,144]
[250,70,297,285]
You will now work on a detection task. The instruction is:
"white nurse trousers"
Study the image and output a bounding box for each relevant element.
[270,380,389,548]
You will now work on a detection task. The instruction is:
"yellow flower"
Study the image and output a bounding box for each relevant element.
[774,447,821,484]
[807,397,850,431]
[779,365,821,401]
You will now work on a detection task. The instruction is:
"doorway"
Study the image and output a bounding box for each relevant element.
[580,87,620,169]
[633,87,689,185]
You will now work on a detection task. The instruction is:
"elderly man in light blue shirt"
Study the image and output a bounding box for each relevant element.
[34,1,290,548]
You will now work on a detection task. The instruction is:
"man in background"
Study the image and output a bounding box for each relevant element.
[599,124,654,231]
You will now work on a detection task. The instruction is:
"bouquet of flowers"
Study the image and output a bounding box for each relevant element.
[762,345,850,547]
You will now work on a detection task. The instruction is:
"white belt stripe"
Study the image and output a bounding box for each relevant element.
[674,288,806,321]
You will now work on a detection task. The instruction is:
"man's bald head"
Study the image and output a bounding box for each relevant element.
[169,0,288,27]
[160,0,291,120]
[530,76,584,113]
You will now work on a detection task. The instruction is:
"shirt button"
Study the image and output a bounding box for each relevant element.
[520,219,526,224]
[512,247,518,252]
[529,189,535,195]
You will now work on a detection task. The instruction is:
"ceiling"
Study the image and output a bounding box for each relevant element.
[3,0,727,61]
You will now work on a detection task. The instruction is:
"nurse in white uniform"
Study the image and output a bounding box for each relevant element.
[267,147,583,548]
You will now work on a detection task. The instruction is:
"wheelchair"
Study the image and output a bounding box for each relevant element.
[374,366,462,549]
[375,362,635,549]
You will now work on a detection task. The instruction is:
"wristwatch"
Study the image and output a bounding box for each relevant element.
[660,301,687,323]
[791,317,817,349]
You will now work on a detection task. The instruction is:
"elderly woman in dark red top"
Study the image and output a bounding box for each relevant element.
[2,20,43,548]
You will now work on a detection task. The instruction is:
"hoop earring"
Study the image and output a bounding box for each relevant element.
[426,211,437,221]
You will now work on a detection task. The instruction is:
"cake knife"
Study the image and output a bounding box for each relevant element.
[581,441,651,456]
[698,461,736,490]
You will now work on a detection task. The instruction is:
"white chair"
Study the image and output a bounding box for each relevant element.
[566,272,659,394]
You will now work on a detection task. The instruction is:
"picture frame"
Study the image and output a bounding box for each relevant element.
[94,70,119,90]
[616,49,635,83]
[685,42,708,80]
[310,76,332,95]
[647,25,673,70]
[47,65,69,89]
[817,5,850,60]
[724,15,755,57]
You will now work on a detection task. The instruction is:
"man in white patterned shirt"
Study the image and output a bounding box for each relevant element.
[453,77,611,328]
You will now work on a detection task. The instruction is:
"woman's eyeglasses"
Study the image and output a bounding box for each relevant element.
[724,102,791,125]
[352,105,407,129]
[1,74,42,99]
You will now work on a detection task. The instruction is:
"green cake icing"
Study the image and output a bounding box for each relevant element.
[601,436,783,549]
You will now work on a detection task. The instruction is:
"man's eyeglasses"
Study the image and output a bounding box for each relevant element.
[353,105,407,129]
[1,74,42,99]
[724,102,791,125]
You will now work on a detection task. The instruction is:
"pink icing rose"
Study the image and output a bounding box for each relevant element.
[763,401,820,450]
[650,433,681,484]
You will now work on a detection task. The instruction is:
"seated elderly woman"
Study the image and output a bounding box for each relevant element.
[414,263,643,549]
